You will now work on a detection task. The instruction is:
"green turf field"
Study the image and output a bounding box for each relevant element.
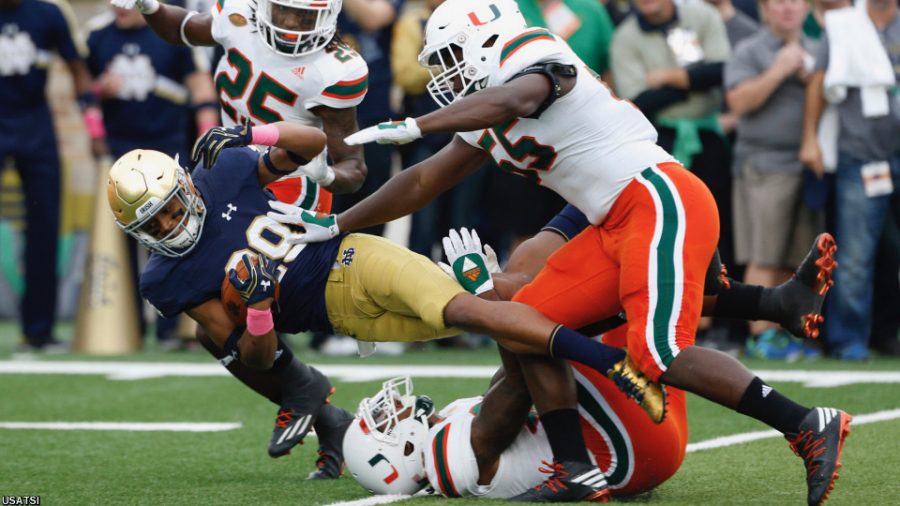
[1,326,898,505]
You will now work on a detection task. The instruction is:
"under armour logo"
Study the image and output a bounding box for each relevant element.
[222,203,237,221]
[261,280,271,290]
[341,248,355,266]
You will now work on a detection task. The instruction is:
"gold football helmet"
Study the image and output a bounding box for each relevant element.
[107,149,206,257]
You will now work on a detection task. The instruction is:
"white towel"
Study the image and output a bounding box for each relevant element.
[822,6,896,117]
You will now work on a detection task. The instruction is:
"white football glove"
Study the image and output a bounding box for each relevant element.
[442,228,496,296]
[266,200,339,243]
[296,152,335,186]
[111,0,160,14]
[344,117,422,146]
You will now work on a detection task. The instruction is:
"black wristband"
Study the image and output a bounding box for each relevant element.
[192,100,219,112]
[286,151,311,166]
[262,149,295,176]
[77,91,98,111]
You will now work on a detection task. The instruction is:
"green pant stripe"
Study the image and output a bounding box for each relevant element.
[639,167,681,367]
[575,379,633,486]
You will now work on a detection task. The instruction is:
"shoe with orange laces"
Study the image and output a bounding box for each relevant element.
[785,407,852,506]
[767,233,838,339]
[268,384,335,458]
[509,460,610,502]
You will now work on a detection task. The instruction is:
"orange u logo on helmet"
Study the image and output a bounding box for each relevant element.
[467,4,501,26]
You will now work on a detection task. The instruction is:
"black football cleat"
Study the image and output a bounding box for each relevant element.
[607,356,667,423]
[510,460,610,502]
[268,383,335,459]
[772,233,837,339]
[785,407,852,506]
[306,404,354,480]
[268,407,316,458]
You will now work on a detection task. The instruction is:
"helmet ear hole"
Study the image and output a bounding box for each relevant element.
[404,441,415,456]
[482,34,498,48]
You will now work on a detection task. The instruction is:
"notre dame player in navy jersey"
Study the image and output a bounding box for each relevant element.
[138,146,342,335]
[0,0,106,350]
[109,121,648,482]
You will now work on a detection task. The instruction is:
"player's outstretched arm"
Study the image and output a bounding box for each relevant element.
[111,0,215,47]
[344,74,554,146]
[268,137,489,243]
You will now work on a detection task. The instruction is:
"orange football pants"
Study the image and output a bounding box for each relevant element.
[570,361,688,495]
[513,162,719,380]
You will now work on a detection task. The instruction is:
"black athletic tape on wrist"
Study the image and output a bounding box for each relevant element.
[76,91,98,111]
[224,326,243,360]
[192,100,219,111]
[262,149,296,176]
[286,151,311,166]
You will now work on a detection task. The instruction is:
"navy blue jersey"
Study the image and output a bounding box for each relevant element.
[337,0,403,126]
[542,204,590,240]
[140,148,341,333]
[0,0,84,111]
[86,15,199,145]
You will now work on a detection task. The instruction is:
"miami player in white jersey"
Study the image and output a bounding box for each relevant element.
[343,369,686,501]
[273,0,851,503]
[108,0,370,477]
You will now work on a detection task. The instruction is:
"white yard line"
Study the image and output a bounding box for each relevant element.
[0,421,242,432]
[323,495,412,506]
[687,407,900,453]
[1,361,900,387]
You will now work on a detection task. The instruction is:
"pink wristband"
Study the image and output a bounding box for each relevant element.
[83,107,106,140]
[246,307,274,336]
[251,124,280,146]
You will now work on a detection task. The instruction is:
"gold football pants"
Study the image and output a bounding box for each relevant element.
[324,234,465,342]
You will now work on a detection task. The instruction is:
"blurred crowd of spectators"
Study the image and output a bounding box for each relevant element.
[2,0,898,360]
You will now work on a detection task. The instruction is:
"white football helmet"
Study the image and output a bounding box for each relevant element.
[418,0,527,107]
[107,150,206,257]
[343,377,432,495]
[256,0,342,57]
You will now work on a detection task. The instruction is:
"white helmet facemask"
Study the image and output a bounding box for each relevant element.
[256,0,342,57]
[343,376,433,495]
[418,0,527,107]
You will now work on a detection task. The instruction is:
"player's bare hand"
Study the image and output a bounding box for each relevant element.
[344,117,422,146]
[799,138,825,179]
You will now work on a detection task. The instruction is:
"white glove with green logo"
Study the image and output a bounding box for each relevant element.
[441,228,499,296]
[344,117,422,146]
[267,200,339,243]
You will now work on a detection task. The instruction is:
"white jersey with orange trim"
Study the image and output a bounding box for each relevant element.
[423,397,552,499]
[457,28,674,226]
[421,366,688,499]
[210,0,368,128]
[208,0,366,210]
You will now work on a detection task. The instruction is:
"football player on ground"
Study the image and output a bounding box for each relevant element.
[271,0,851,503]
[343,218,838,502]
[106,122,654,483]
[107,0,369,472]
[344,370,684,501]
